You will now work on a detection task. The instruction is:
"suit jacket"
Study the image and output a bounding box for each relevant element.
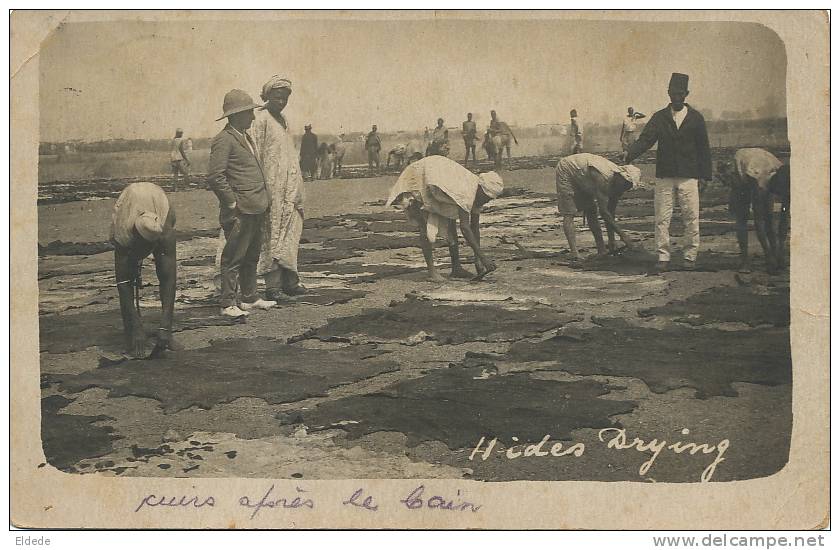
[626,104,712,180]
[208,124,269,215]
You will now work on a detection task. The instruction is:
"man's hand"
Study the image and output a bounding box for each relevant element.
[221,202,240,228]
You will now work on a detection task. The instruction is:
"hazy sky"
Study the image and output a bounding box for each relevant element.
[39,17,787,141]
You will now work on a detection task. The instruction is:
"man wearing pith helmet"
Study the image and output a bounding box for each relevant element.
[208,89,277,318]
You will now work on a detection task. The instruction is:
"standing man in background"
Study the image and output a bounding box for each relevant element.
[332,134,347,177]
[365,124,382,172]
[170,128,192,191]
[624,72,712,273]
[299,124,318,181]
[462,113,477,165]
[620,107,646,152]
[428,118,450,157]
[208,89,276,317]
[569,109,583,154]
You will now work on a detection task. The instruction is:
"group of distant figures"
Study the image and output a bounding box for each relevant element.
[168,104,640,187]
[362,106,646,175]
[298,124,347,181]
[375,110,522,173]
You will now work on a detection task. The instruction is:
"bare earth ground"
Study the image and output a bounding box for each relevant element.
[37,164,791,483]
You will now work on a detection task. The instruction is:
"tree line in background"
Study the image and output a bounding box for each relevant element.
[40,117,788,156]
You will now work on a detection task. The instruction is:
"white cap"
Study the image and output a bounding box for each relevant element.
[135,212,164,242]
[617,164,642,187]
[477,171,504,199]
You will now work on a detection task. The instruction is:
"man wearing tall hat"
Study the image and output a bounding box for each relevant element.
[624,72,712,273]
[208,89,277,317]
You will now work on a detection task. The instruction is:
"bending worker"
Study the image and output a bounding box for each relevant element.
[110,181,177,358]
[386,154,504,282]
[718,147,790,274]
[555,152,642,260]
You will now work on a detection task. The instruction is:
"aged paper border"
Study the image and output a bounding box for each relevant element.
[10,10,829,529]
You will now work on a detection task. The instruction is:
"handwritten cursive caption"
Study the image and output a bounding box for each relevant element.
[469,428,730,482]
[132,427,728,516]
[134,485,482,516]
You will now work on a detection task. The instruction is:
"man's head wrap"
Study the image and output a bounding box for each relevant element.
[616,164,642,188]
[135,212,164,242]
[260,75,292,101]
[477,171,504,199]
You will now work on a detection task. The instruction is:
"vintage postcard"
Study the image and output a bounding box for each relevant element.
[11,10,829,529]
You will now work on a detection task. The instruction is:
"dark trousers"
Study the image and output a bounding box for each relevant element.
[300,156,317,179]
[220,211,265,308]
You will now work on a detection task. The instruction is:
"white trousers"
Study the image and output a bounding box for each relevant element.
[654,177,700,262]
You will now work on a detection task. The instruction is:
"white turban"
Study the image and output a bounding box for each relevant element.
[260,75,292,101]
[616,164,642,187]
[134,212,164,242]
[477,171,504,199]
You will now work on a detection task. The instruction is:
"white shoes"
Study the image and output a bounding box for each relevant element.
[221,305,249,318]
[240,299,277,311]
[221,300,276,318]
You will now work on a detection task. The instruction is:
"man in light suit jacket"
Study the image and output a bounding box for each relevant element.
[208,89,276,317]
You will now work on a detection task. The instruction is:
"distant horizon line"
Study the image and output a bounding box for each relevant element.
[39,115,789,145]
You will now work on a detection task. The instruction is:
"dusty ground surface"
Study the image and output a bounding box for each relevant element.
[38,162,791,483]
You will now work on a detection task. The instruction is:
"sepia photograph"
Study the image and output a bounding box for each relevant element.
[11,9,829,530]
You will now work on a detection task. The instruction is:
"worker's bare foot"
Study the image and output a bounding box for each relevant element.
[472,266,489,281]
[472,262,497,281]
[449,267,473,279]
[427,272,446,283]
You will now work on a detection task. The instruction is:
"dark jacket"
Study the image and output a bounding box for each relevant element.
[626,104,712,180]
[300,132,319,159]
[208,125,269,215]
